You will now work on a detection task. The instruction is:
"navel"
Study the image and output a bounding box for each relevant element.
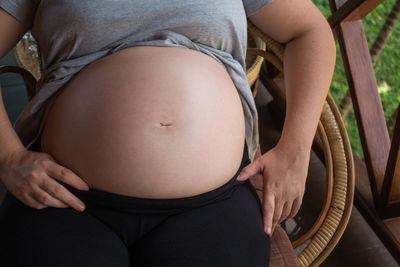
[160,122,174,127]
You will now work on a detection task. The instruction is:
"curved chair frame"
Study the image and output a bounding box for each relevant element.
[1,21,355,266]
[246,20,355,266]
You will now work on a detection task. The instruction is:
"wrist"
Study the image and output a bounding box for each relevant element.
[275,137,312,156]
[273,141,311,182]
[0,146,26,167]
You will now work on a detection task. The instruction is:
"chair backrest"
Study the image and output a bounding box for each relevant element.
[13,32,41,81]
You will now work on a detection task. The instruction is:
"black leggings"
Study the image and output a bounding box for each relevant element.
[0,141,270,267]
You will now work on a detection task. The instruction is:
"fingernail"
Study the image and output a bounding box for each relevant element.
[78,203,85,212]
[83,184,90,191]
[237,173,244,180]
[265,227,271,235]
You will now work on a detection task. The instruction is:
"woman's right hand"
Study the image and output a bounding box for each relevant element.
[0,149,89,211]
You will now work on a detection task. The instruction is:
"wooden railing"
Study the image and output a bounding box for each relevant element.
[330,0,400,261]
[260,0,400,263]
[330,0,390,206]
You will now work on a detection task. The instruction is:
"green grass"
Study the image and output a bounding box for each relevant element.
[312,0,400,160]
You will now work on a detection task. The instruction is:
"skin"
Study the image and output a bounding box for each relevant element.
[0,8,89,212]
[0,0,336,237]
[236,0,336,236]
[40,45,246,198]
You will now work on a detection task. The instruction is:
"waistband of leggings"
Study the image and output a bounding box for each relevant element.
[62,142,251,214]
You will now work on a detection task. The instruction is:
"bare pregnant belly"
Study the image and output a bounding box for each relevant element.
[41,46,246,198]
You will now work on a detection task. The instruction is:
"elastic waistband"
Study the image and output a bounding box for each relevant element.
[63,142,251,215]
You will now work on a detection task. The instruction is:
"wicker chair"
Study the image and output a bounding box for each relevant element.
[246,20,355,266]
[0,20,355,267]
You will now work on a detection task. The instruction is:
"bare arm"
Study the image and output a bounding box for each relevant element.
[0,8,29,161]
[0,8,89,211]
[236,0,336,235]
[249,0,336,153]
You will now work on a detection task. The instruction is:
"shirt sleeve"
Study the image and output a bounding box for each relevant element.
[0,0,39,28]
[242,0,274,17]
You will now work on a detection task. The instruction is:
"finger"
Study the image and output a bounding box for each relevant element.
[255,189,263,204]
[39,179,86,212]
[31,187,69,208]
[23,194,47,210]
[279,201,292,223]
[46,163,89,191]
[262,193,275,236]
[272,199,284,234]
[237,158,264,181]
[249,173,263,191]
[287,198,302,220]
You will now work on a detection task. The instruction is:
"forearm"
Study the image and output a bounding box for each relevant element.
[0,87,25,164]
[0,9,30,163]
[276,22,336,153]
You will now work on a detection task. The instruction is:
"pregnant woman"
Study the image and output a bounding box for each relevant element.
[0,0,335,266]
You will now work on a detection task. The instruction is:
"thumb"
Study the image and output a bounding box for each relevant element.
[236,159,263,181]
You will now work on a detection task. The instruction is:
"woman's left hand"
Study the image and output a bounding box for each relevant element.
[236,144,310,236]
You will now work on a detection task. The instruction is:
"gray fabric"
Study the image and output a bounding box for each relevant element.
[0,0,273,162]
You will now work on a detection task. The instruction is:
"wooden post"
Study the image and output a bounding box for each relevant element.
[330,0,391,208]
[381,106,400,215]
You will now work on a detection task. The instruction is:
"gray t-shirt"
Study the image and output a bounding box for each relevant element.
[0,0,273,162]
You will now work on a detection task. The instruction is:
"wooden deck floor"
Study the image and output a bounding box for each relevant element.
[0,51,398,266]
